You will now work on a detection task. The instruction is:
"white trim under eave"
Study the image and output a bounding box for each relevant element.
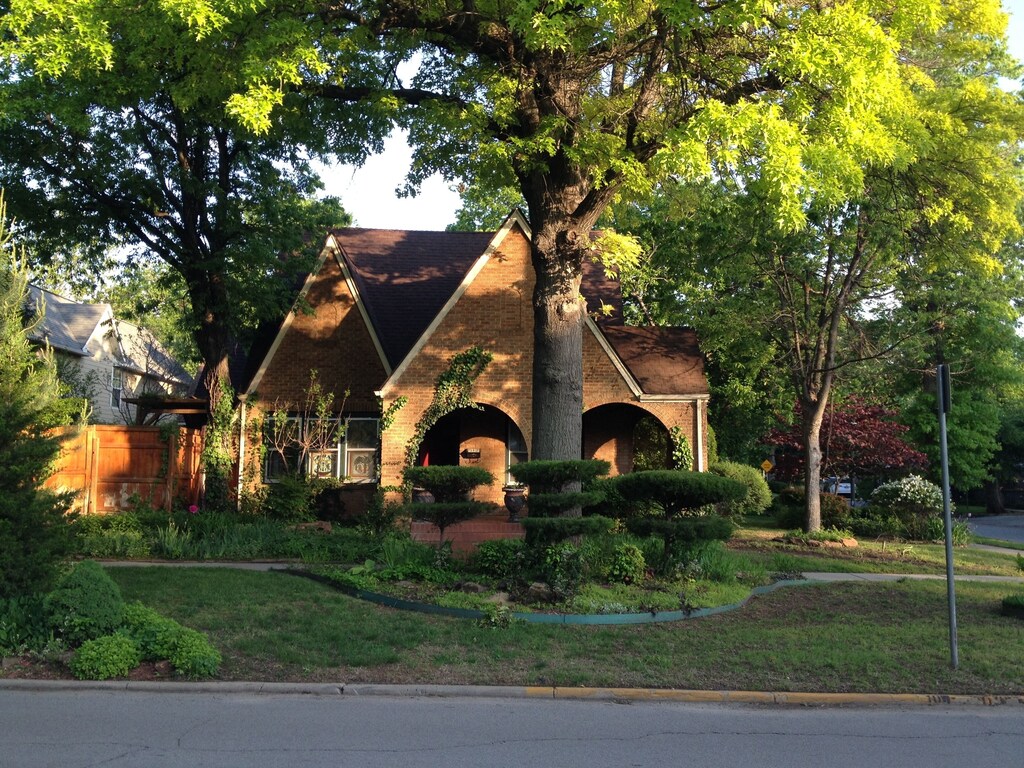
[335,243,392,378]
[585,316,644,398]
[244,237,339,397]
[638,393,711,403]
[378,209,532,398]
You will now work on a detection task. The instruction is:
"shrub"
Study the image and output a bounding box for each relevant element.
[72,512,151,559]
[869,475,948,540]
[168,627,221,677]
[0,595,50,654]
[403,465,495,502]
[70,634,141,680]
[472,539,527,583]
[120,601,221,677]
[709,462,772,516]
[624,516,734,574]
[772,487,850,530]
[521,515,614,546]
[607,543,646,584]
[509,460,610,491]
[540,541,585,599]
[45,560,125,645]
[263,474,316,523]
[614,470,745,517]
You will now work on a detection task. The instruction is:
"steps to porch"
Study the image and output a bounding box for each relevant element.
[410,514,525,552]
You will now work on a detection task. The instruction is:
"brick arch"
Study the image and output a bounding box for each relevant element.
[582,402,672,476]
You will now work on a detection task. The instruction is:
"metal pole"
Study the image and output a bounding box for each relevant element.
[937,364,958,670]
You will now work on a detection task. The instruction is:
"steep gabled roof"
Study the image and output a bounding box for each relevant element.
[334,228,494,369]
[26,285,110,355]
[113,319,194,388]
[598,326,708,396]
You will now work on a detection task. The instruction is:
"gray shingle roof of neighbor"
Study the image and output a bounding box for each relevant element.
[25,284,110,355]
[26,284,194,389]
[112,319,194,388]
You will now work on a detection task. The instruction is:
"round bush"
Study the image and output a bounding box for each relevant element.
[45,560,125,645]
[471,539,527,582]
[169,627,221,678]
[70,634,141,680]
[869,475,948,540]
[709,462,772,516]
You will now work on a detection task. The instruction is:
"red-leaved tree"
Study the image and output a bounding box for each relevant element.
[764,398,927,483]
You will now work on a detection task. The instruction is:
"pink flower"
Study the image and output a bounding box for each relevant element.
[188,504,199,514]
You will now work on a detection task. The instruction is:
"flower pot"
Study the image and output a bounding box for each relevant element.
[503,486,527,522]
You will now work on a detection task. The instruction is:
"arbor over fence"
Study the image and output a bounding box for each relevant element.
[45,426,203,515]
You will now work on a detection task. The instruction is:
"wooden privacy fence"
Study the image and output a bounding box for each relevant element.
[45,425,203,515]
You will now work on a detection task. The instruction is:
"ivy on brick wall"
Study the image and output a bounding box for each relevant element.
[403,346,493,471]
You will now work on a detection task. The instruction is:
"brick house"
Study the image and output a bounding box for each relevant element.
[237,211,709,547]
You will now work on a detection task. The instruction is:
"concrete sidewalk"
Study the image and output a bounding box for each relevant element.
[803,571,1024,584]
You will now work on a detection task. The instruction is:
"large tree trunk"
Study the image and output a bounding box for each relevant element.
[530,230,585,463]
[801,397,829,532]
[985,480,1006,516]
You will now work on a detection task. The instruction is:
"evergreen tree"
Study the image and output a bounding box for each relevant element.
[0,194,74,599]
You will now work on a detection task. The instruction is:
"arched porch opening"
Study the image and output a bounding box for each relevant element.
[416,404,529,494]
[582,404,671,476]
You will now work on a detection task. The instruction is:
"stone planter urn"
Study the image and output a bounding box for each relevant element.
[503,485,527,522]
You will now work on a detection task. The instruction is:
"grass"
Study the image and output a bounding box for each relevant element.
[106,566,1024,694]
[730,521,1024,577]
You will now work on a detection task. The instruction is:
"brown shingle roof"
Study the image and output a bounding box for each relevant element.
[598,326,708,396]
[333,229,493,368]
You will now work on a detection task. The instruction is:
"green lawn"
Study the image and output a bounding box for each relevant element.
[109,566,1024,694]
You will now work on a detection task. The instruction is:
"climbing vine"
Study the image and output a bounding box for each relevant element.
[669,426,694,471]
[403,347,493,470]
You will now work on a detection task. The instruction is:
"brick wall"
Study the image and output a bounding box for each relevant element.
[255,253,387,413]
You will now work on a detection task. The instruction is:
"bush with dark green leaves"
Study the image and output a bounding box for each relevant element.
[510,460,610,546]
[0,595,50,654]
[404,465,495,544]
[69,634,142,680]
[471,538,528,583]
[709,461,772,516]
[607,543,646,585]
[614,470,745,518]
[44,560,125,645]
[403,465,495,502]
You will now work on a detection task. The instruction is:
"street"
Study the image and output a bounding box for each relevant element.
[1,688,1021,768]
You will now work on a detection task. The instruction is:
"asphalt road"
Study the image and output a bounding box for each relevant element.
[2,688,1022,768]
[969,514,1024,545]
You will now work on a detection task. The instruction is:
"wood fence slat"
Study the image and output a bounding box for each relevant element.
[45,425,204,515]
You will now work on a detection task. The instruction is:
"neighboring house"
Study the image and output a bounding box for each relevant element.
[26,285,194,424]
[237,211,710,547]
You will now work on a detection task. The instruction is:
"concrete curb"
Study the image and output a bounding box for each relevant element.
[2,679,1022,707]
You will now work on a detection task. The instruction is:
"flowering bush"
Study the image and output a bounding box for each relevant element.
[868,475,949,540]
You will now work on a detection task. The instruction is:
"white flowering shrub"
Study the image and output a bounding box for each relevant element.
[868,475,950,540]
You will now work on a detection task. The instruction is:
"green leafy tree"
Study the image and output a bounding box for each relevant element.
[11,0,948,469]
[607,6,1023,529]
[0,2,354,418]
[0,194,74,599]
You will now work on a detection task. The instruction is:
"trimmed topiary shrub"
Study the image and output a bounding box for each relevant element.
[511,460,611,545]
[404,465,495,545]
[709,461,772,516]
[69,634,141,680]
[45,560,125,645]
[403,465,494,502]
[614,470,745,517]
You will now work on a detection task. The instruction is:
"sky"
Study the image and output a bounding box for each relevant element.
[322,3,1024,232]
